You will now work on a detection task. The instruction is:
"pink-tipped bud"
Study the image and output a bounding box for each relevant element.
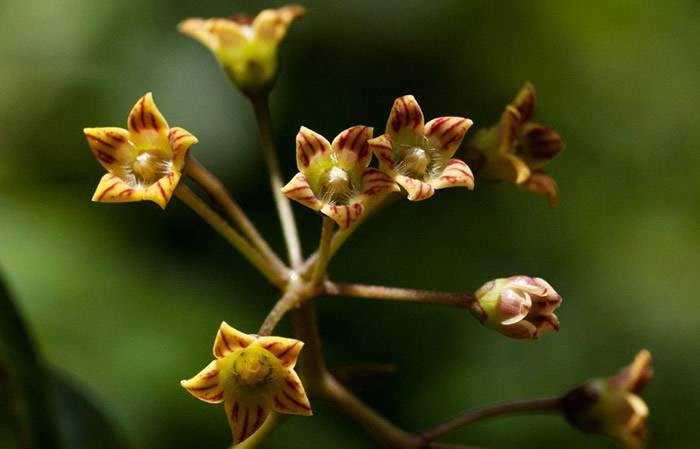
[471,276,562,340]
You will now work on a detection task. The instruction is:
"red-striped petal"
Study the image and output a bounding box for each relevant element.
[258,336,303,368]
[430,159,474,191]
[424,116,473,157]
[368,134,396,171]
[91,174,142,204]
[331,125,374,168]
[295,127,331,171]
[180,360,224,404]
[395,174,434,201]
[386,95,424,144]
[281,172,323,211]
[168,127,198,169]
[226,400,269,444]
[321,202,365,229]
[127,93,170,150]
[271,370,312,416]
[213,322,255,359]
[84,127,134,172]
[142,170,181,209]
[360,168,399,197]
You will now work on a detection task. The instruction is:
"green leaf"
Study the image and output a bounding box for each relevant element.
[0,271,63,449]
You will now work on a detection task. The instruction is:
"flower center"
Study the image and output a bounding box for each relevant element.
[319,166,354,204]
[124,150,171,187]
[400,147,430,179]
[232,350,272,387]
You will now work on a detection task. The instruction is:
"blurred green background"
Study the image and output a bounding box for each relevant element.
[1,0,698,448]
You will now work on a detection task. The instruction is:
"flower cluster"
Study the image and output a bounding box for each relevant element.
[462,83,564,206]
[79,3,654,449]
[282,95,475,227]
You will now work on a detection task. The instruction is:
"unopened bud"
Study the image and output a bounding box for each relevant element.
[562,350,652,449]
[471,276,562,340]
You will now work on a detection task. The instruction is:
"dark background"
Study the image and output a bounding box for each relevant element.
[1,0,698,448]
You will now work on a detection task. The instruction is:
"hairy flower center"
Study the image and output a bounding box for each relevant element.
[319,166,354,204]
[232,350,272,387]
[400,147,430,178]
[124,151,172,187]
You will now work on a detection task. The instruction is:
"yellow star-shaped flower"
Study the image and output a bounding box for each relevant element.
[181,322,312,444]
[84,93,198,209]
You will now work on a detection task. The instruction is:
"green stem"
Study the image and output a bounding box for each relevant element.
[324,282,475,308]
[175,184,286,288]
[417,396,563,446]
[0,273,63,449]
[321,374,413,449]
[249,94,303,268]
[185,156,288,278]
[310,217,335,285]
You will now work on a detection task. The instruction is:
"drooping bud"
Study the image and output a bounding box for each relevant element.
[471,276,562,340]
[562,350,653,449]
[460,83,564,207]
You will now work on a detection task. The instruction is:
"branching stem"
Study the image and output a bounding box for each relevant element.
[175,184,286,287]
[185,156,288,278]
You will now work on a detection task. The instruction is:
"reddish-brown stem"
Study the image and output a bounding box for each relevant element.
[416,396,563,446]
[324,282,475,308]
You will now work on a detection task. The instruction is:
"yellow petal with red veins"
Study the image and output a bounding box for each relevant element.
[360,168,399,197]
[127,93,170,150]
[84,127,134,171]
[213,322,256,359]
[253,5,305,43]
[368,134,396,171]
[91,174,142,204]
[142,170,181,209]
[321,203,365,229]
[395,174,434,201]
[386,95,425,144]
[168,127,198,169]
[331,125,373,168]
[180,360,224,404]
[295,126,332,172]
[281,173,323,211]
[425,117,473,157]
[271,370,312,416]
[257,336,303,368]
[225,400,269,444]
[431,159,474,191]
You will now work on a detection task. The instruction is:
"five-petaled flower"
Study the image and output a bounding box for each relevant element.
[281,126,399,229]
[368,95,474,201]
[178,5,305,94]
[462,83,564,206]
[84,93,197,209]
[563,350,653,449]
[181,322,312,444]
[471,275,562,340]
